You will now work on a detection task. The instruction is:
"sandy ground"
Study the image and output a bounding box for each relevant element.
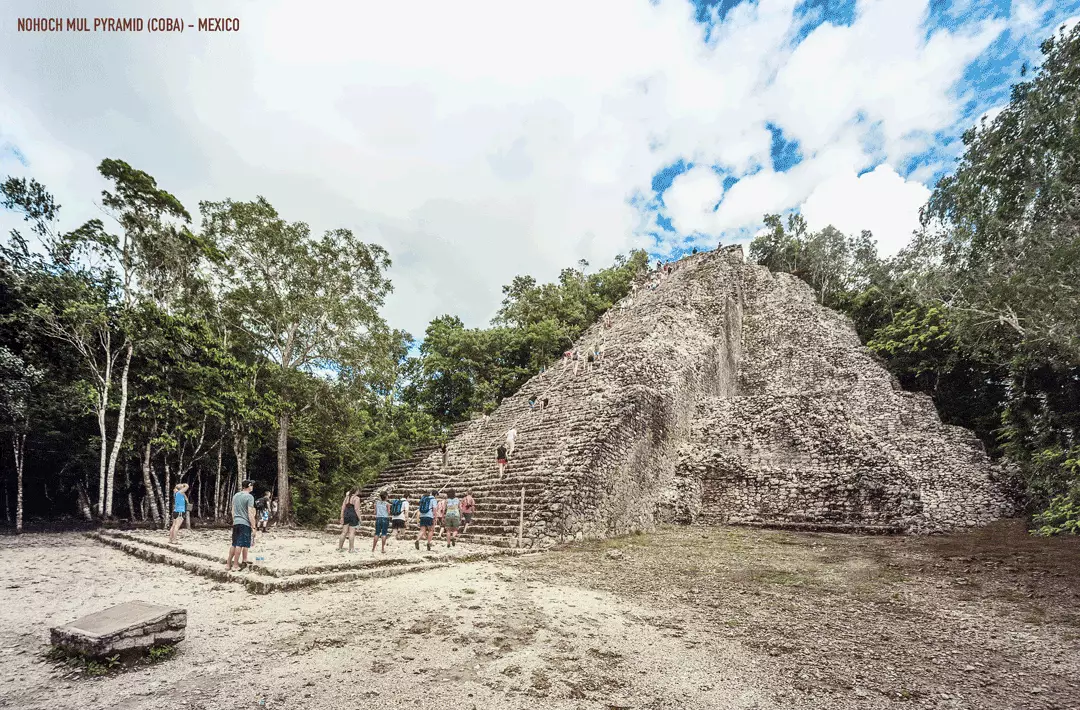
[1,522,1077,710]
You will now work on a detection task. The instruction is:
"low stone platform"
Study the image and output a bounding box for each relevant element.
[50,601,185,658]
[88,528,533,594]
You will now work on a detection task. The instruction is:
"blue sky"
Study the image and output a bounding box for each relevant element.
[641,0,1077,262]
[1,0,1077,336]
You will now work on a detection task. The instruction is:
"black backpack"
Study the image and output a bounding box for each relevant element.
[419,495,434,515]
[254,498,268,511]
[391,498,405,516]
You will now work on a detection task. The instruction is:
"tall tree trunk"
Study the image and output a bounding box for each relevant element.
[232,423,248,489]
[276,412,291,523]
[13,433,26,534]
[104,342,133,519]
[95,345,113,518]
[124,460,135,520]
[213,442,223,522]
[141,442,162,523]
[149,460,166,525]
[162,460,172,529]
[76,482,93,521]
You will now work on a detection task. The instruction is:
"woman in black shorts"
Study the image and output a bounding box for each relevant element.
[337,487,362,553]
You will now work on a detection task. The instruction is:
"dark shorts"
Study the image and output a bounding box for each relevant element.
[419,517,434,528]
[374,517,390,537]
[463,513,473,524]
[232,524,252,548]
[392,519,405,529]
[172,511,184,520]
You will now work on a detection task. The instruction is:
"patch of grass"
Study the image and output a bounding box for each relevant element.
[85,655,120,676]
[44,646,68,662]
[148,644,176,663]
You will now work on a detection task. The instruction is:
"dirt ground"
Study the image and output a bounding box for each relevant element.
[0,521,1077,710]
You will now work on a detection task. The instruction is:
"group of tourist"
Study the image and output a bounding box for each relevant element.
[336,488,478,553]
[167,481,274,547]
[561,340,606,374]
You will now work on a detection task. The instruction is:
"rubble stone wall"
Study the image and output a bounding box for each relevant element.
[677,265,1009,533]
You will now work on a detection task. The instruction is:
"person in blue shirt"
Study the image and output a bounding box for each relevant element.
[371,491,391,554]
[168,483,190,544]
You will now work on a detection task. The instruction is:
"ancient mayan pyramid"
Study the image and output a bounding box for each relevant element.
[357,246,1009,546]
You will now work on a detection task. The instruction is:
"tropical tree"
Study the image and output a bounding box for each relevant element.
[200,197,393,521]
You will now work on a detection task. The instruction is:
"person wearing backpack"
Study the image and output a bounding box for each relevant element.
[371,491,391,554]
[391,493,410,539]
[443,488,462,548]
[414,489,437,551]
[254,491,271,534]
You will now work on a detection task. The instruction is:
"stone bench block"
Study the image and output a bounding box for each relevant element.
[50,601,186,658]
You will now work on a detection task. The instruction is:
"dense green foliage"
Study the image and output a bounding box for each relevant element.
[0,169,642,527]
[403,253,648,424]
[750,23,1080,534]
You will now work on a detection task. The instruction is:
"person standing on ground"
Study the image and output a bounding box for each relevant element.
[599,341,606,362]
[168,483,189,544]
[497,443,509,479]
[415,489,436,551]
[338,487,362,553]
[372,491,391,554]
[434,493,447,540]
[443,489,462,548]
[460,490,476,534]
[226,480,257,572]
[505,427,518,458]
[391,492,410,540]
[255,491,272,534]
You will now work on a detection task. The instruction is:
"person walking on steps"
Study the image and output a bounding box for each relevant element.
[497,443,509,479]
[434,493,447,540]
[443,489,462,548]
[415,490,437,551]
[168,483,189,544]
[226,480,257,572]
[460,490,476,534]
[338,487,362,553]
[391,493,410,539]
[505,427,518,458]
[372,491,391,554]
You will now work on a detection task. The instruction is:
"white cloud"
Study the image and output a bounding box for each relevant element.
[0,0,1060,338]
[800,164,931,257]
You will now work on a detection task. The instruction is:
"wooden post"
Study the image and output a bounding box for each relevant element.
[516,487,525,549]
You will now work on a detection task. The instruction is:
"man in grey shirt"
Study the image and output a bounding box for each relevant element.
[226,479,257,572]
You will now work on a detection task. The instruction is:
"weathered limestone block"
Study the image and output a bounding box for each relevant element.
[50,601,186,658]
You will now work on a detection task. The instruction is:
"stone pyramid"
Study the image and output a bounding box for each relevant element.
[354,246,1009,546]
